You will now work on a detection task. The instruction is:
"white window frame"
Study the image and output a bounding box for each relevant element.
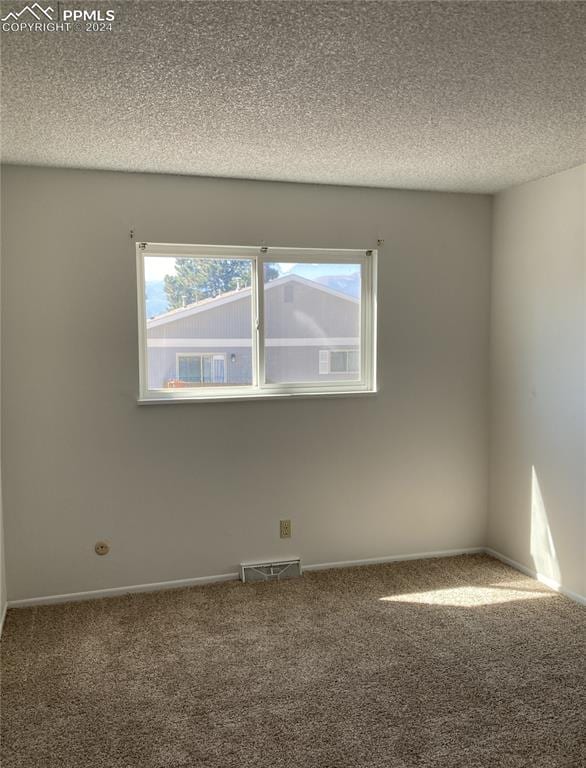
[136,242,377,403]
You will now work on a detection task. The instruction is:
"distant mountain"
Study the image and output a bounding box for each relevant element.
[287,264,361,298]
[313,273,361,298]
[145,280,169,318]
[145,270,360,318]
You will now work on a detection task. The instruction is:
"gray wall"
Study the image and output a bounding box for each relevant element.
[147,345,360,389]
[148,346,253,388]
[1,165,491,601]
[146,281,360,388]
[264,278,359,338]
[0,165,6,623]
[488,164,585,598]
[148,294,253,339]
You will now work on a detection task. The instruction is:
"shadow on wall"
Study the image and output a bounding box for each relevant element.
[530,465,561,584]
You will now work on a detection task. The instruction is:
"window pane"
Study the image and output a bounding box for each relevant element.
[202,355,213,383]
[212,356,226,384]
[178,355,201,383]
[144,256,253,389]
[329,351,347,373]
[263,262,361,384]
[348,350,360,373]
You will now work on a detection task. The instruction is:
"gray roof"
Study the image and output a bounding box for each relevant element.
[147,273,358,329]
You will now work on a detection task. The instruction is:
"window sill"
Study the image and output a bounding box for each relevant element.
[137,389,377,405]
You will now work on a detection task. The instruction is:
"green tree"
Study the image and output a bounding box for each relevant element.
[164,259,279,309]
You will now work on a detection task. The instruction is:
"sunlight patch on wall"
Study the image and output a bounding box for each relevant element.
[530,466,561,583]
[379,583,551,607]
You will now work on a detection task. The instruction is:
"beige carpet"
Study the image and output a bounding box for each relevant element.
[1,554,585,768]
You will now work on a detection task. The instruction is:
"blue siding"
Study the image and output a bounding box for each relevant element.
[145,277,360,388]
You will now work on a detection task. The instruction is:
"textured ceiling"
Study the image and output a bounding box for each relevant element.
[1,0,584,192]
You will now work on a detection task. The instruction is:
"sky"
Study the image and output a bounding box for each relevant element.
[144,256,177,282]
[144,257,360,283]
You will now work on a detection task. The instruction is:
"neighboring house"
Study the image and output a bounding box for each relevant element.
[146,274,360,388]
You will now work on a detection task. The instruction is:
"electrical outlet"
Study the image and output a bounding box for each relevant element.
[280,519,291,539]
[95,541,110,556]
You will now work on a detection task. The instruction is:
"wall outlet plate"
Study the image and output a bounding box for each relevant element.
[280,519,291,538]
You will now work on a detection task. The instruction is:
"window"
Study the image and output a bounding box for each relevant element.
[319,349,360,375]
[175,354,226,385]
[137,243,377,402]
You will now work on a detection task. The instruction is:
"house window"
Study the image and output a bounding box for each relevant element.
[177,354,226,385]
[137,243,377,402]
[319,349,360,375]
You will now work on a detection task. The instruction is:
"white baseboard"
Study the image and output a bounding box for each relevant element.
[303,547,485,572]
[6,546,584,609]
[0,601,7,637]
[485,547,586,606]
[7,571,239,608]
[6,547,483,608]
